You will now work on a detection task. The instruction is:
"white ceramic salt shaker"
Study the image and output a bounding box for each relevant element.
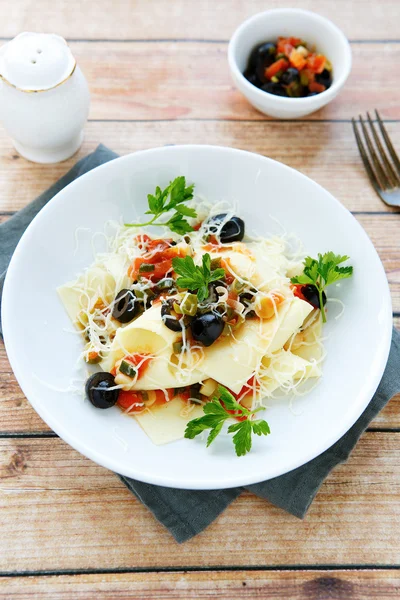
[0,32,90,163]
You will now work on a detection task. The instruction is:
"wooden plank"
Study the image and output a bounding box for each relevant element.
[1,570,400,599]
[1,121,400,213]
[0,0,398,41]
[1,433,400,570]
[63,41,400,121]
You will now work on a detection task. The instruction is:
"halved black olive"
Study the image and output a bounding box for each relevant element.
[112,289,140,323]
[161,299,182,332]
[208,214,245,243]
[85,372,119,409]
[301,284,327,309]
[315,69,332,90]
[190,313,224,347]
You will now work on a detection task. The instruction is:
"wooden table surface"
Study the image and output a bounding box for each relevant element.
[1,1,400,598]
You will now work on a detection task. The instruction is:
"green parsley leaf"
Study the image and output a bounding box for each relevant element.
[184,385,270,457]
[291,252,353,323]
[228,420,252,457]
[125,176,197,233]
[172,253,225,302]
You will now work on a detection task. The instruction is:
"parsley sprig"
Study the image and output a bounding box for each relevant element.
[125,176,197,235]
[172,253,225,302]
[291,252,353,323]
[184,385,270,457]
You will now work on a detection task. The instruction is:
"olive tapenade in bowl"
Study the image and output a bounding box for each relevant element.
[228,8,351,119]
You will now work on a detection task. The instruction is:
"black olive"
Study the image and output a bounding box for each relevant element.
[261,82,288,97]
[85,372,119,409]
[251,42,277,83]
[239,290,255,307]
[112,289,140,323]
[315,69,332,89]
[161,299,182,332]
[208,214,245,243]
[190,313,224,347]
[247,42,276,70]
[280,67,299,85]
[207,280,227,303]
[306,91,318,97]
[244,69,261,88]
[301,284,327,309]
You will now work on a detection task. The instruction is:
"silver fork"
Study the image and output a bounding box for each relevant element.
[352,109,400,207]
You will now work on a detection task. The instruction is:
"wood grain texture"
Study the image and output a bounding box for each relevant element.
[1,121,400,213]
[1,433,400,571]
[1,570,400,599]
[65,41,400,121]
[0,0,398,41]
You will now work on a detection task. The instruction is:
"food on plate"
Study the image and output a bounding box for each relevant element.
[243,36,333,97]
[58,176,353,456]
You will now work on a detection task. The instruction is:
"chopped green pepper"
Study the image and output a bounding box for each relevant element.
[300,71,309,86]
[119,360,137,378]
[173,341,183,354]
[180,293,198,316]
[139,263,155,273]
[173,302,183,315]
[210,257,222,270]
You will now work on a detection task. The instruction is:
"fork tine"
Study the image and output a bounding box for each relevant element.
[352,118,381,193]
[359,115,391,190]
[375,109,400,174]
[367,112,400,187]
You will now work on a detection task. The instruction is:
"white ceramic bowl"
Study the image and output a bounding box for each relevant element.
[2,146,391,489]
[228,8,352,119]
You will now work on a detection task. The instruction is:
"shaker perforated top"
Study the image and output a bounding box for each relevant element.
[0,32,76,91]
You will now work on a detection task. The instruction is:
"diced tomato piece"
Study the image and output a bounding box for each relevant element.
[277,38,294,57]
[145,238,171,252]
[128,257,173,281]
[152,259,173,280]
[291,284,306,301]
[308,81,325,93]
[265,58,289,80]
[135,233,151,245]
[193,222,203,231]
[289,48,307,71]
[306,54,326,74]
[289,37,302,47]
[117,390,145,411]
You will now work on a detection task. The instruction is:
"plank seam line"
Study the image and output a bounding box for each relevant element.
[86,118,400,123]
[1,565,400,578]
[0,432,58,438]
[0,37,398,44]
[1,428,399,439]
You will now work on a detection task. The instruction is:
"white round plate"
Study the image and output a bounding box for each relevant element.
[2,146,392,489]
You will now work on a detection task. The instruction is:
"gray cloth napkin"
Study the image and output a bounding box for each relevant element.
[1,144,400,543]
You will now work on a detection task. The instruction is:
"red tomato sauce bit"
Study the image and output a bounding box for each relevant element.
[116,386,193,412]
[128,239,186,282]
